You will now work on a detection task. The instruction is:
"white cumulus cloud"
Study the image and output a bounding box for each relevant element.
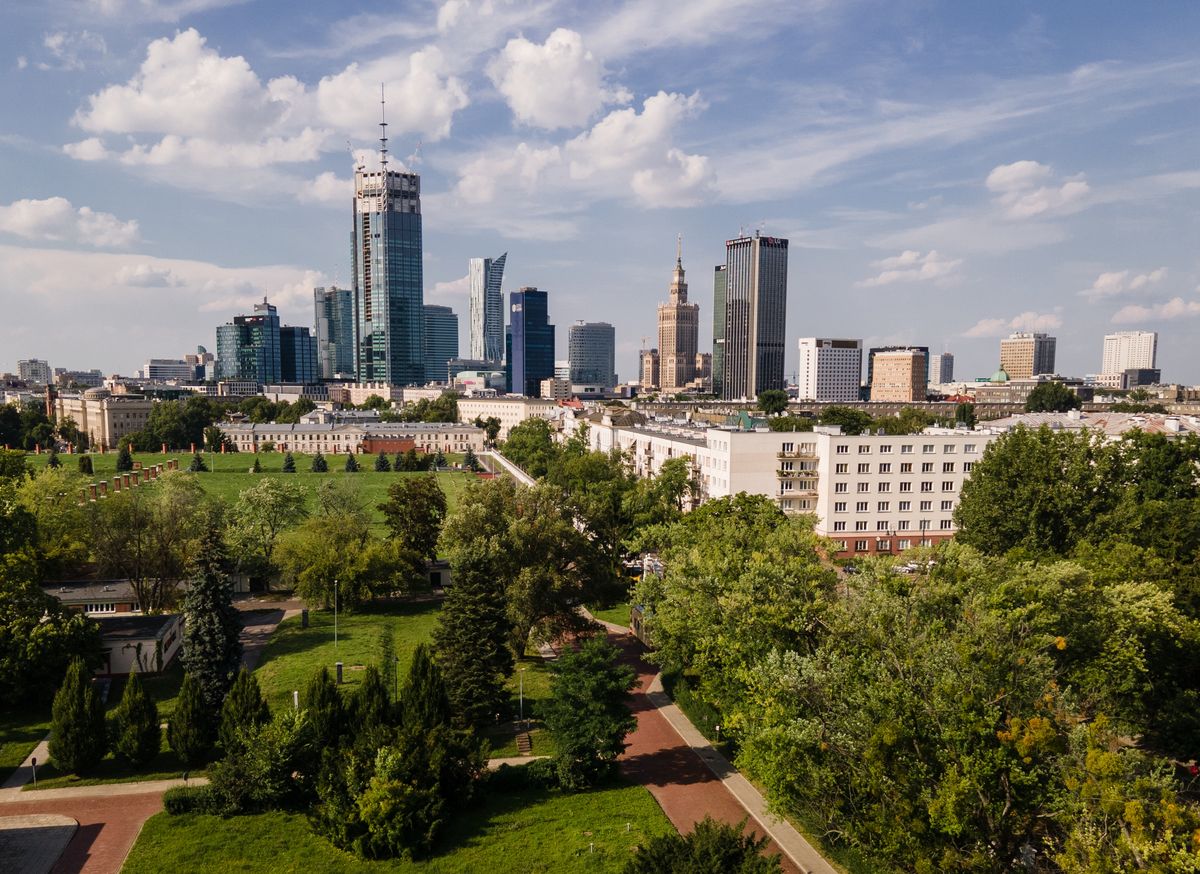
[857,249,962,287]
[1080,267,1167,301]
[964,310,1062,338]
[1112,296,1200,324]
[487,28,630,129]
[0,197,139,248]
[986,160,1090,218]
[114,264,182,287]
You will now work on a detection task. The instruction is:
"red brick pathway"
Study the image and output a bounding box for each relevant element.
[0,790,163,873]
[612,629,800,873]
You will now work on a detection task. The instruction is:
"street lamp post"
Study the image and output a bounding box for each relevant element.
[394,655,400,701]
[519,667,527,730]
[333,578,339,651]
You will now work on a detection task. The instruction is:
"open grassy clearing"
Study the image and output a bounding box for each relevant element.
[586,602,633,629]
[0,706,51,776]
[123,779,674,874]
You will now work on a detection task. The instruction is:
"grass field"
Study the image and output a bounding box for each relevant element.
[123,780,674,874]
[0,705,50,775]
[586,603,632,629]
[23,451,477,531]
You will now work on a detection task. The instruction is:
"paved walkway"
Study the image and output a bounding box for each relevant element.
[592,614,837,874]
[237,605,303,670]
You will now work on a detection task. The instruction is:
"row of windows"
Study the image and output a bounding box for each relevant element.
[834,500,955,513]
[835,443,978,455]
[835,461,974,475]
[833,519,954,532]
[835,480,960,494]
[836,538,935,552]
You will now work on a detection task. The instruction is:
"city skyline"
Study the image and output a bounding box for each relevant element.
[2,3,1200,383]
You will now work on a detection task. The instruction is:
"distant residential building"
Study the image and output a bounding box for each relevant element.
[930,352,955,384]
[540,377,572,400]
[657,239,700,393]
[446,357,490,383]
[870,349,926,402]
[140,359,194,381]
[280,326,318,384]
[423,305,459,384]
[353,163,424,385]
[216,298,282,383]
[325,382,404,407]
[866,346,930,390]
[456,396,560,440]
[54,389,154,451]
[972,374,1093,405]
[1097,331,1157,388]
[17,359,52,385]
[505,287,555,397]
[1000,332,1056,379]
[555,360,570,380]
[468,254,506,364]
[640,348,660,392]
[568,321,616,390]
[54,369,105,388]
[313,286,355,380]
[797,338,862,402]
[1122,368,1161,389]
[721,233,788,399]
[94,615,183,676]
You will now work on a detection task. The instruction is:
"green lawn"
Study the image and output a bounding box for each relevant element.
[123,780,674,873]
[253,600,441,712]
[587,603,632,629]
[0,705,50,775]
[485,650,556,758]
[24,451,477,532]
[25,743,204,790]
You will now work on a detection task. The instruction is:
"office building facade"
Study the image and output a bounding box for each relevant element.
[216,299,281,383]
[870,349,927,402]
[314,286,355,380]
[656,242,700,392]
[469,253,506,364]
[353,165,424,385]
[711,265,727,398]
[866,346,930,391]
[17,359,52,385]
[505,287,555,397]
[1102,331,1157,376]
[280,326,318,384]
[140,359,195,381]
[1000,332,1056,379]
[930,352,955,384]
[721,234,788,399]
[423,305,460,384]
[797,338,862,402]
[568,321,616,390]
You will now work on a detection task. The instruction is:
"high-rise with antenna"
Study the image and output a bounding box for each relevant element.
[656,234,700,392]
[351,84,425,385]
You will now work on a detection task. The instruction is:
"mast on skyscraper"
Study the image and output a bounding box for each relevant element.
[379,83,389,173]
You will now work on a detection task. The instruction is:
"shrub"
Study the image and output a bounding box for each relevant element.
[625,816,781,873]
[251,456,262,473]
[169,673,216,768]
[163,785,222,815]
[207,709,317,813]
[77,454,93,475]
[374,452,391,472]
[344,453,360,473]
[48,657,107,774]
[219,667,271,752]
[188,453,208,472]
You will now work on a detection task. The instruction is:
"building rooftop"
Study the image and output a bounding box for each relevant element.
[987,411,1200,437]
[95,614,179,641]
[44,580,138,602]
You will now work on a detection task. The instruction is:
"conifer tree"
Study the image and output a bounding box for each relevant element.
[311,452,328,473]
[304,667,344,749]
[463,447,481,472]
[112,671,161,766]
[77,454,93,475]
[281,452,296,473]
[188,452,208,472]
[219,667,271,752]
[433,565,513,728]
[344,453,360,473]
[400,643,452,733]
[48,657,107,774]
[46,449,61,469]
[434,449,446,468]
[169,672,215,768]
[180,517,242,710]
[251,455,262,473]
[350,664,390,733]
[116,441,134,472]
[374,451,391,472]
[393,452,405,472]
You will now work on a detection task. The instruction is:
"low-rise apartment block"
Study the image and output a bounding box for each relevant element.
[457,396,560,440]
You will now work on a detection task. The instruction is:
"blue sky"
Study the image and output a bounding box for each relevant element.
[2,0,1199,384]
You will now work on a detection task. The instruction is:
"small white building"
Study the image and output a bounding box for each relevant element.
[95,614,183,675]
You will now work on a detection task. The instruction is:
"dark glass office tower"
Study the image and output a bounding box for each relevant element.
[314,285,354,380]
[505,287,555,396]
[711,265,727,398]
[280,326,318,384]
[721,234,788,399]
[215,298,281,383]
[423,304,459,384]
[352,166,424,385]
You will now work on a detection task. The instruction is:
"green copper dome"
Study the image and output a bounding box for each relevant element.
[990,366,1010,383]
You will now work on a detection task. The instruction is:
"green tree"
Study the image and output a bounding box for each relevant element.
[542,635,637,789]
[473,415,502,445]
[374,451,391,472]
[756,389,789,416]
[15,466,90,575]
[180,519,243,710]
[344,453,360,473]
[955,402,977,427]
[48,657,107,774]
[378,476,446,561]
[115,441,134,472]
[877,406,935,435]
[188,452,208,472]
[311,452,328,472]
[399,643,452,733]
[462,446,482,471]
[304,667,345,750]
[77,454,93,475]
[228,477,309,573]
[277,513,414,608]
[767,415,814,432]
[379,625,398,702]
[112,671,161,767]
[251,455,262,473]
[281,451,296,473]
[207,709,316,814]
[1025,381,1082,412]
[625,817,781,873]
[500,417,559,477]
[45,448,61,469]
[203,425,227,452]
[219,667,271,752]
[350,664,390,733]
[818,405,873,435]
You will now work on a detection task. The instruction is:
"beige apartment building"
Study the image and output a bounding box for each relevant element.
[999,332,1056,379]
[456,396,560,440]
[869,350,926,402]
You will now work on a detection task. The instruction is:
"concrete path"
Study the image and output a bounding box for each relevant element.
[238,605,302,670]
[480,450,537,486]
[0,776,205,805]
[1,739,50,792]
[486,756,549,769]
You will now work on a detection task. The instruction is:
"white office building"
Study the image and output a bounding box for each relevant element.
[1101,331,1157,376]
[797,338,862,402]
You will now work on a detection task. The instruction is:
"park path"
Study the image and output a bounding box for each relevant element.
[596,615,838,874]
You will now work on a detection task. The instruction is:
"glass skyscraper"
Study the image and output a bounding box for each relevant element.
[314,286,354,380]
[215,298,281,383]
[711,265,727,398]
[353,166,424,385]
[721,234,788,399]
[423,304,459,384]
[469,253,506,364]
[505,287,555,396]
[280,326,318,384]
[568,321,616,389]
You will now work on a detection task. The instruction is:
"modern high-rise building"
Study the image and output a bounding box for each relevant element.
[423,305,459,384]
[17,359,52,385]
[568,321,616,389]
[866,346,931,390]
[280,326,318,384]
[720,233,788,399]
[797,338,862,402]
[216,298,281,383]
[469,254,506,364]
[1101,331,1157,375]
[869,349,926,402]
[505,287,555,397]
[140,359,195,381]
[314,286,355,380]
[352,153,424,385]
[711,265,727,398]
[656,239,700,393]
[929,352,955,384]
[1000,332,1056,379]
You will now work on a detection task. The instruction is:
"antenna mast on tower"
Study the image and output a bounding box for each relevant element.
[379,83,389,173]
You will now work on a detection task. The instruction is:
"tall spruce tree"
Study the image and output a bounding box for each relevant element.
[344,453,360,473]
[112,671,161,766]
[169,672,215,767]
[251,455,262,473]
[48,657,107,774]
[281,452,296,473]
[115,441,134,472]
[400,643,451,733]
[374,451,391,472]
[304,667,344,749]
[46,449,61,469]
[350,664,390,734]
[188,452,208,472]
[180,517,242,710]
[219,667,270,752]
[311,452,328,473]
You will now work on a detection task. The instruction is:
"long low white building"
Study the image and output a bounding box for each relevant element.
[565,410,1001,557]
[457,396,562,440]
[220,421,484,455]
